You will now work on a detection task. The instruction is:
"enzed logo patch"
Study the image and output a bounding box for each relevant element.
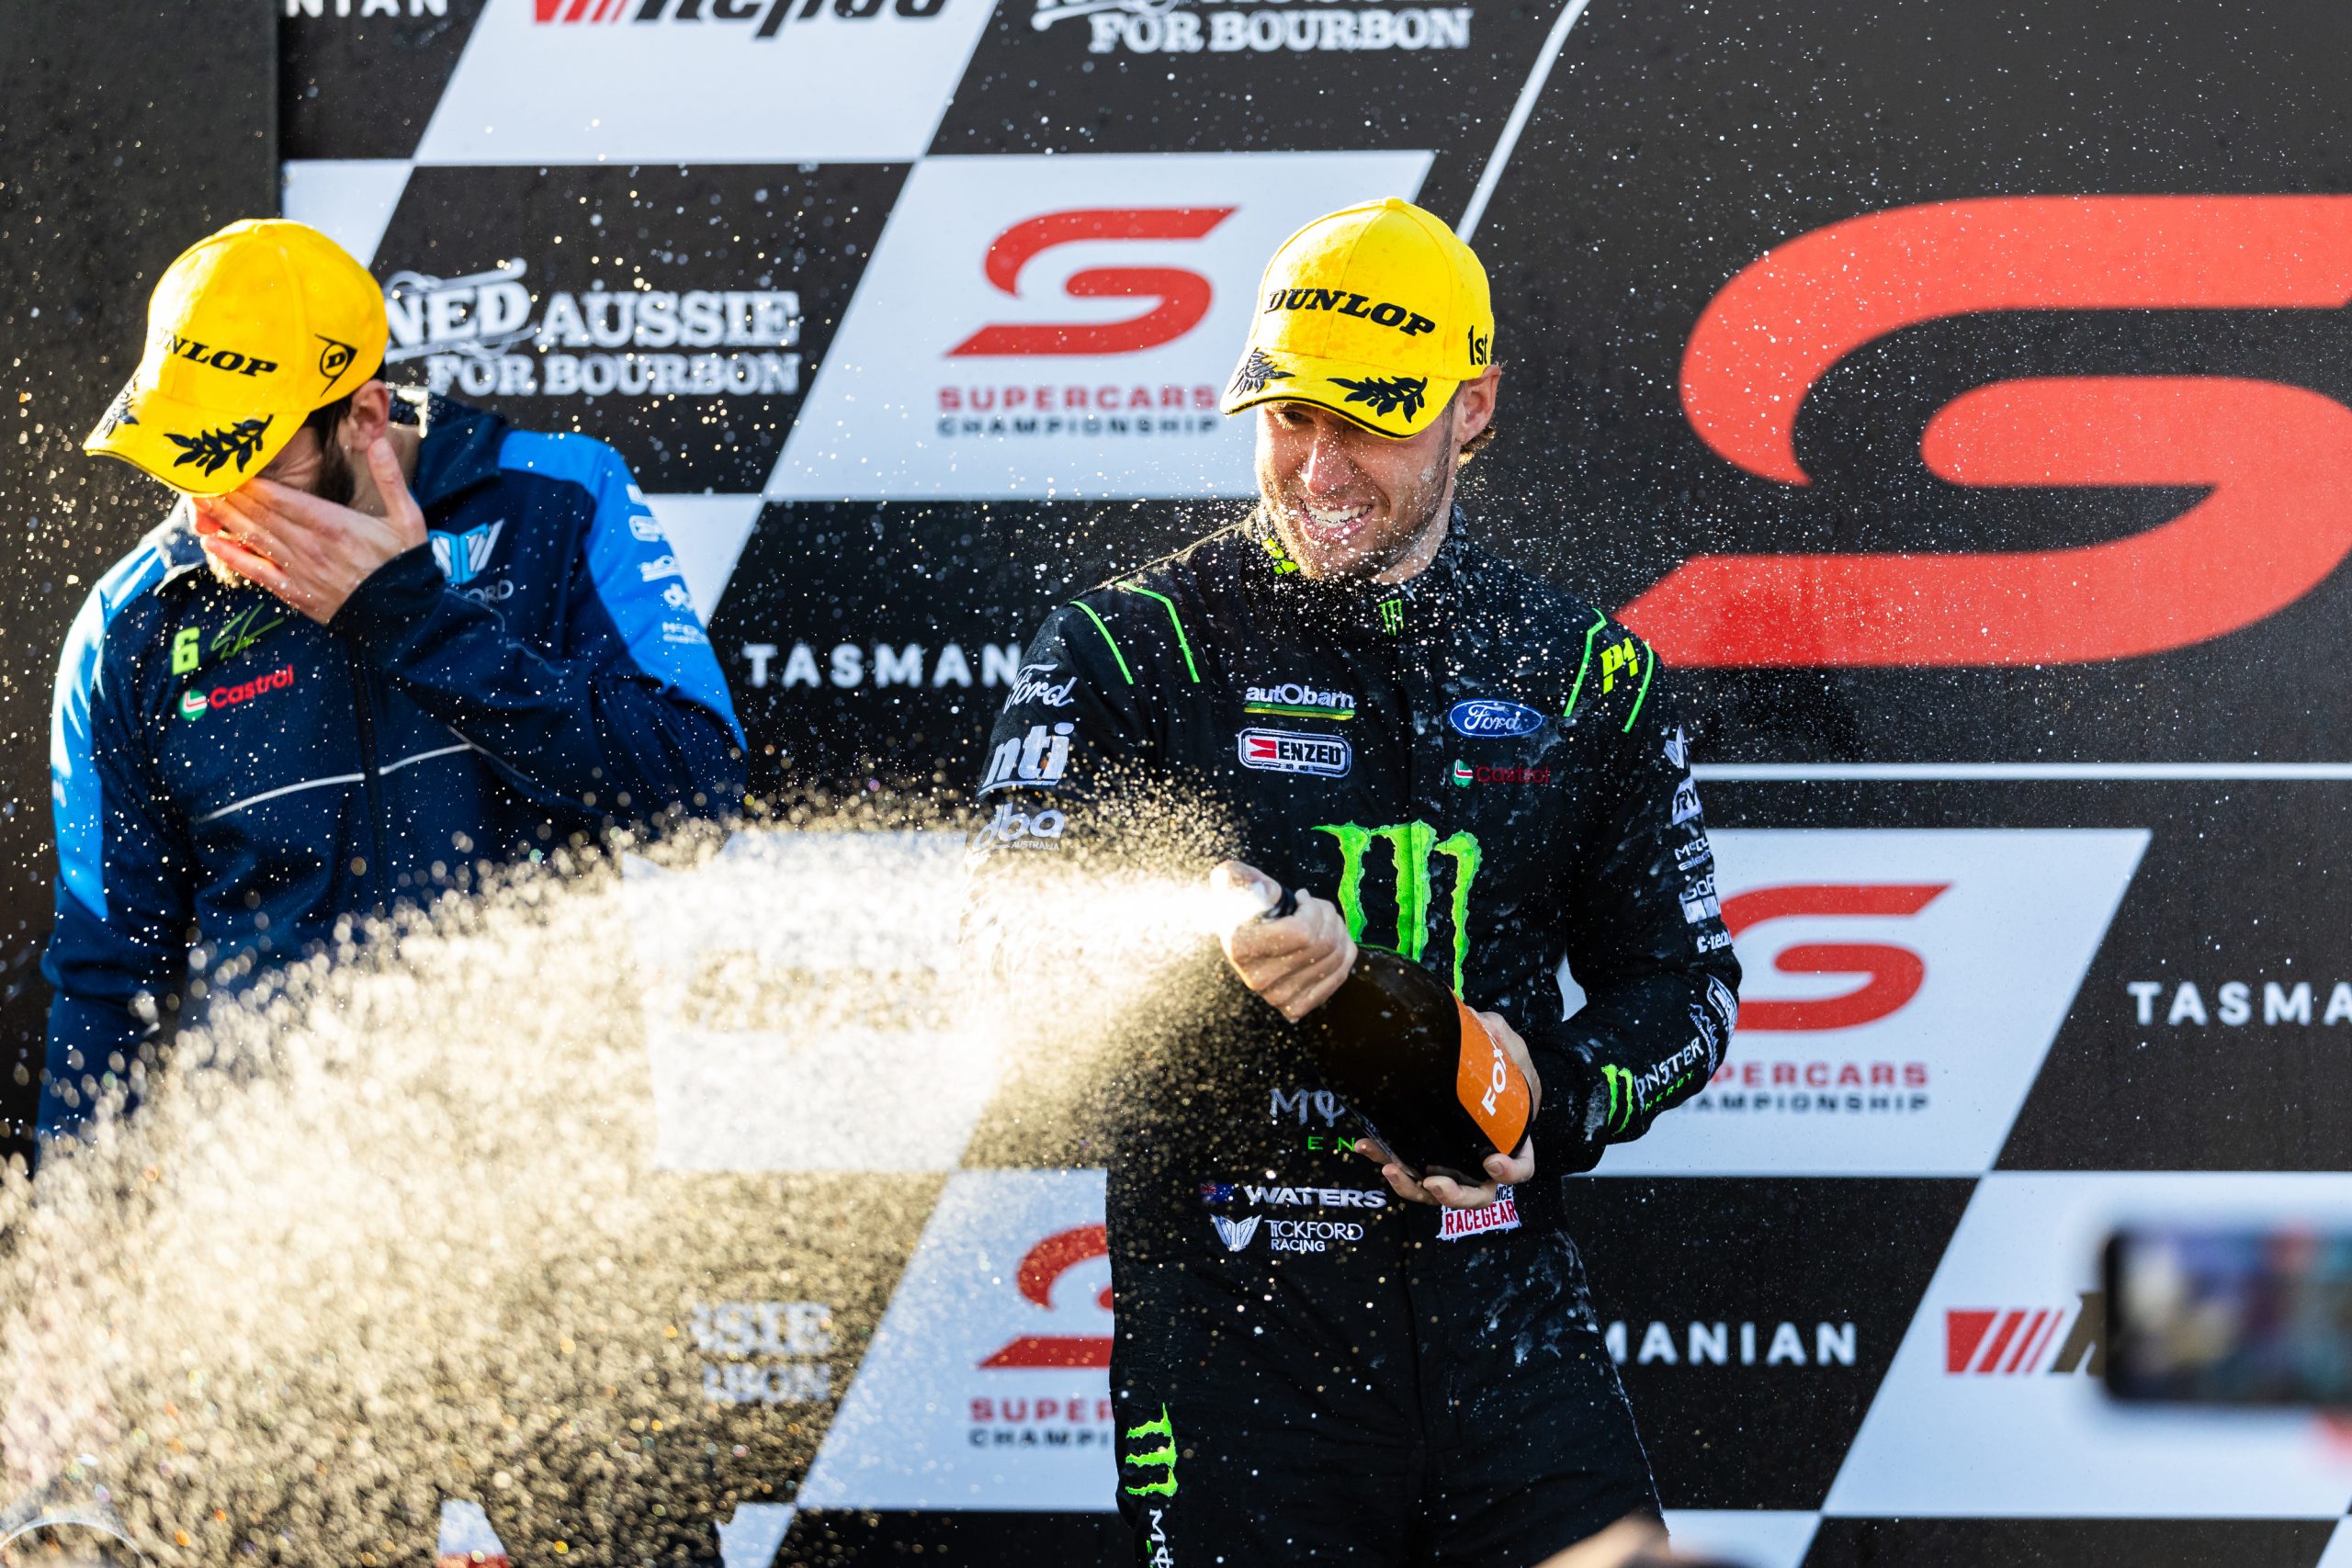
[1238,728,1350,777]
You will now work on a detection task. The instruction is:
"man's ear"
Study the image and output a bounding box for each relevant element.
[336,380,393,453]
[1453,367,1500,445]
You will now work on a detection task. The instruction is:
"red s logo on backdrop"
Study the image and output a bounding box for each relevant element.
[950,208,1237,357]
[978,1223,1113,1368]
[1720,883,1947,1032]
[1623,196,2352,666]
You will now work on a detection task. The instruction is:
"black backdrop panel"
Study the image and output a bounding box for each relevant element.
[369,163,904,493]
[0,1,278,1149]
[0,0,2346,1561]
[1464,0,2352,762]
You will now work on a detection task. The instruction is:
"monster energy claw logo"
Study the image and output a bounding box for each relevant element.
[1600,1063,1636,1136]
[1316,821,1480,993]
[1122,1404,1178,1497]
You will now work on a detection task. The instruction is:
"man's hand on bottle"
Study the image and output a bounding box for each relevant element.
[1357,1010,1542,1210]
[1212,859,1357,1021]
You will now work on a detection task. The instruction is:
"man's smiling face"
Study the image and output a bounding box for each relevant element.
[1252,375,1495,582]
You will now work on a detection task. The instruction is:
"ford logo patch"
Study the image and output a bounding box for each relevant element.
[1447,699,1546,739]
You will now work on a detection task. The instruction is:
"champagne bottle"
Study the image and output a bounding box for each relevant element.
[1258,886,1533,1179]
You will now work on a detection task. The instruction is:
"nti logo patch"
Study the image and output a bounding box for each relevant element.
[1944,1292,2103,1377]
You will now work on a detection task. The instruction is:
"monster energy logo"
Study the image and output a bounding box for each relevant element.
[1315,821,1481,992]
[1601,1064,1635,1136]
[1122,1404,1178,1497]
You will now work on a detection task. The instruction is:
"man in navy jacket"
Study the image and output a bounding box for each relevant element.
[42,219,744,1141]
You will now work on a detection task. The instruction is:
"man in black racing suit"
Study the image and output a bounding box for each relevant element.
[967,198,1739,1566]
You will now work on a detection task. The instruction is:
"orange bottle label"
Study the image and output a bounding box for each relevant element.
[1453,999,1531,1155]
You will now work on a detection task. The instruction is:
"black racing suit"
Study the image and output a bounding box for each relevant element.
[966,513,1739,1565]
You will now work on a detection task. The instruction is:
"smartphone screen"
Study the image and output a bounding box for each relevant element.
[2105,1226,2352,1407]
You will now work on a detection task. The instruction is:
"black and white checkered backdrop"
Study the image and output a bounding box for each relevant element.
[74,0,2352,1562]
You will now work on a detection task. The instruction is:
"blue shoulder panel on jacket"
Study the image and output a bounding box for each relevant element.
[52,543,169,922]
[496,431,744,746]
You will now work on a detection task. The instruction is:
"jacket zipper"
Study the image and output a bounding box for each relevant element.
[346,647,393,916]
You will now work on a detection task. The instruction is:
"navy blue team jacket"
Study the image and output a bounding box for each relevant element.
[42,393,745,1136]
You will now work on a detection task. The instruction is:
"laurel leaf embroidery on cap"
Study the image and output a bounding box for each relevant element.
[165,417,272,477]
[1229,348,1293,399]
[1331,374,1428,421]
[94,390,141,440]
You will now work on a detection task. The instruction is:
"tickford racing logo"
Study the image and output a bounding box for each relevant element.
[1209,1214,1364,1253]
[382,261,801,402]
[1032,0,1473,57]
[1238,728,1351,777]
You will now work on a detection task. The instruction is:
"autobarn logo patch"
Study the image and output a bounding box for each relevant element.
[1238,728,1351,778]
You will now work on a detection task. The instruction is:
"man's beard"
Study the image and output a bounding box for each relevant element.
[1270,454,1453,581]
[312,435,358,507]
[203,434,357,588]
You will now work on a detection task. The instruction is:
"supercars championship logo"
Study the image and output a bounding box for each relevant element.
[1624,196,2352,669]
[1604,829,2148,1177]
[766,151,1434,501]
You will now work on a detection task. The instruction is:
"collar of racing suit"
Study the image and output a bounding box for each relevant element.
[1245,503,1473,645]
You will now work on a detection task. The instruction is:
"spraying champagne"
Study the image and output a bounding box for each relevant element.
[1237,877,1533,1182]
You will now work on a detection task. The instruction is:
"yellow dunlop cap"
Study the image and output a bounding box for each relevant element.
[1220,196,1495,440]
[84,219,390,496]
